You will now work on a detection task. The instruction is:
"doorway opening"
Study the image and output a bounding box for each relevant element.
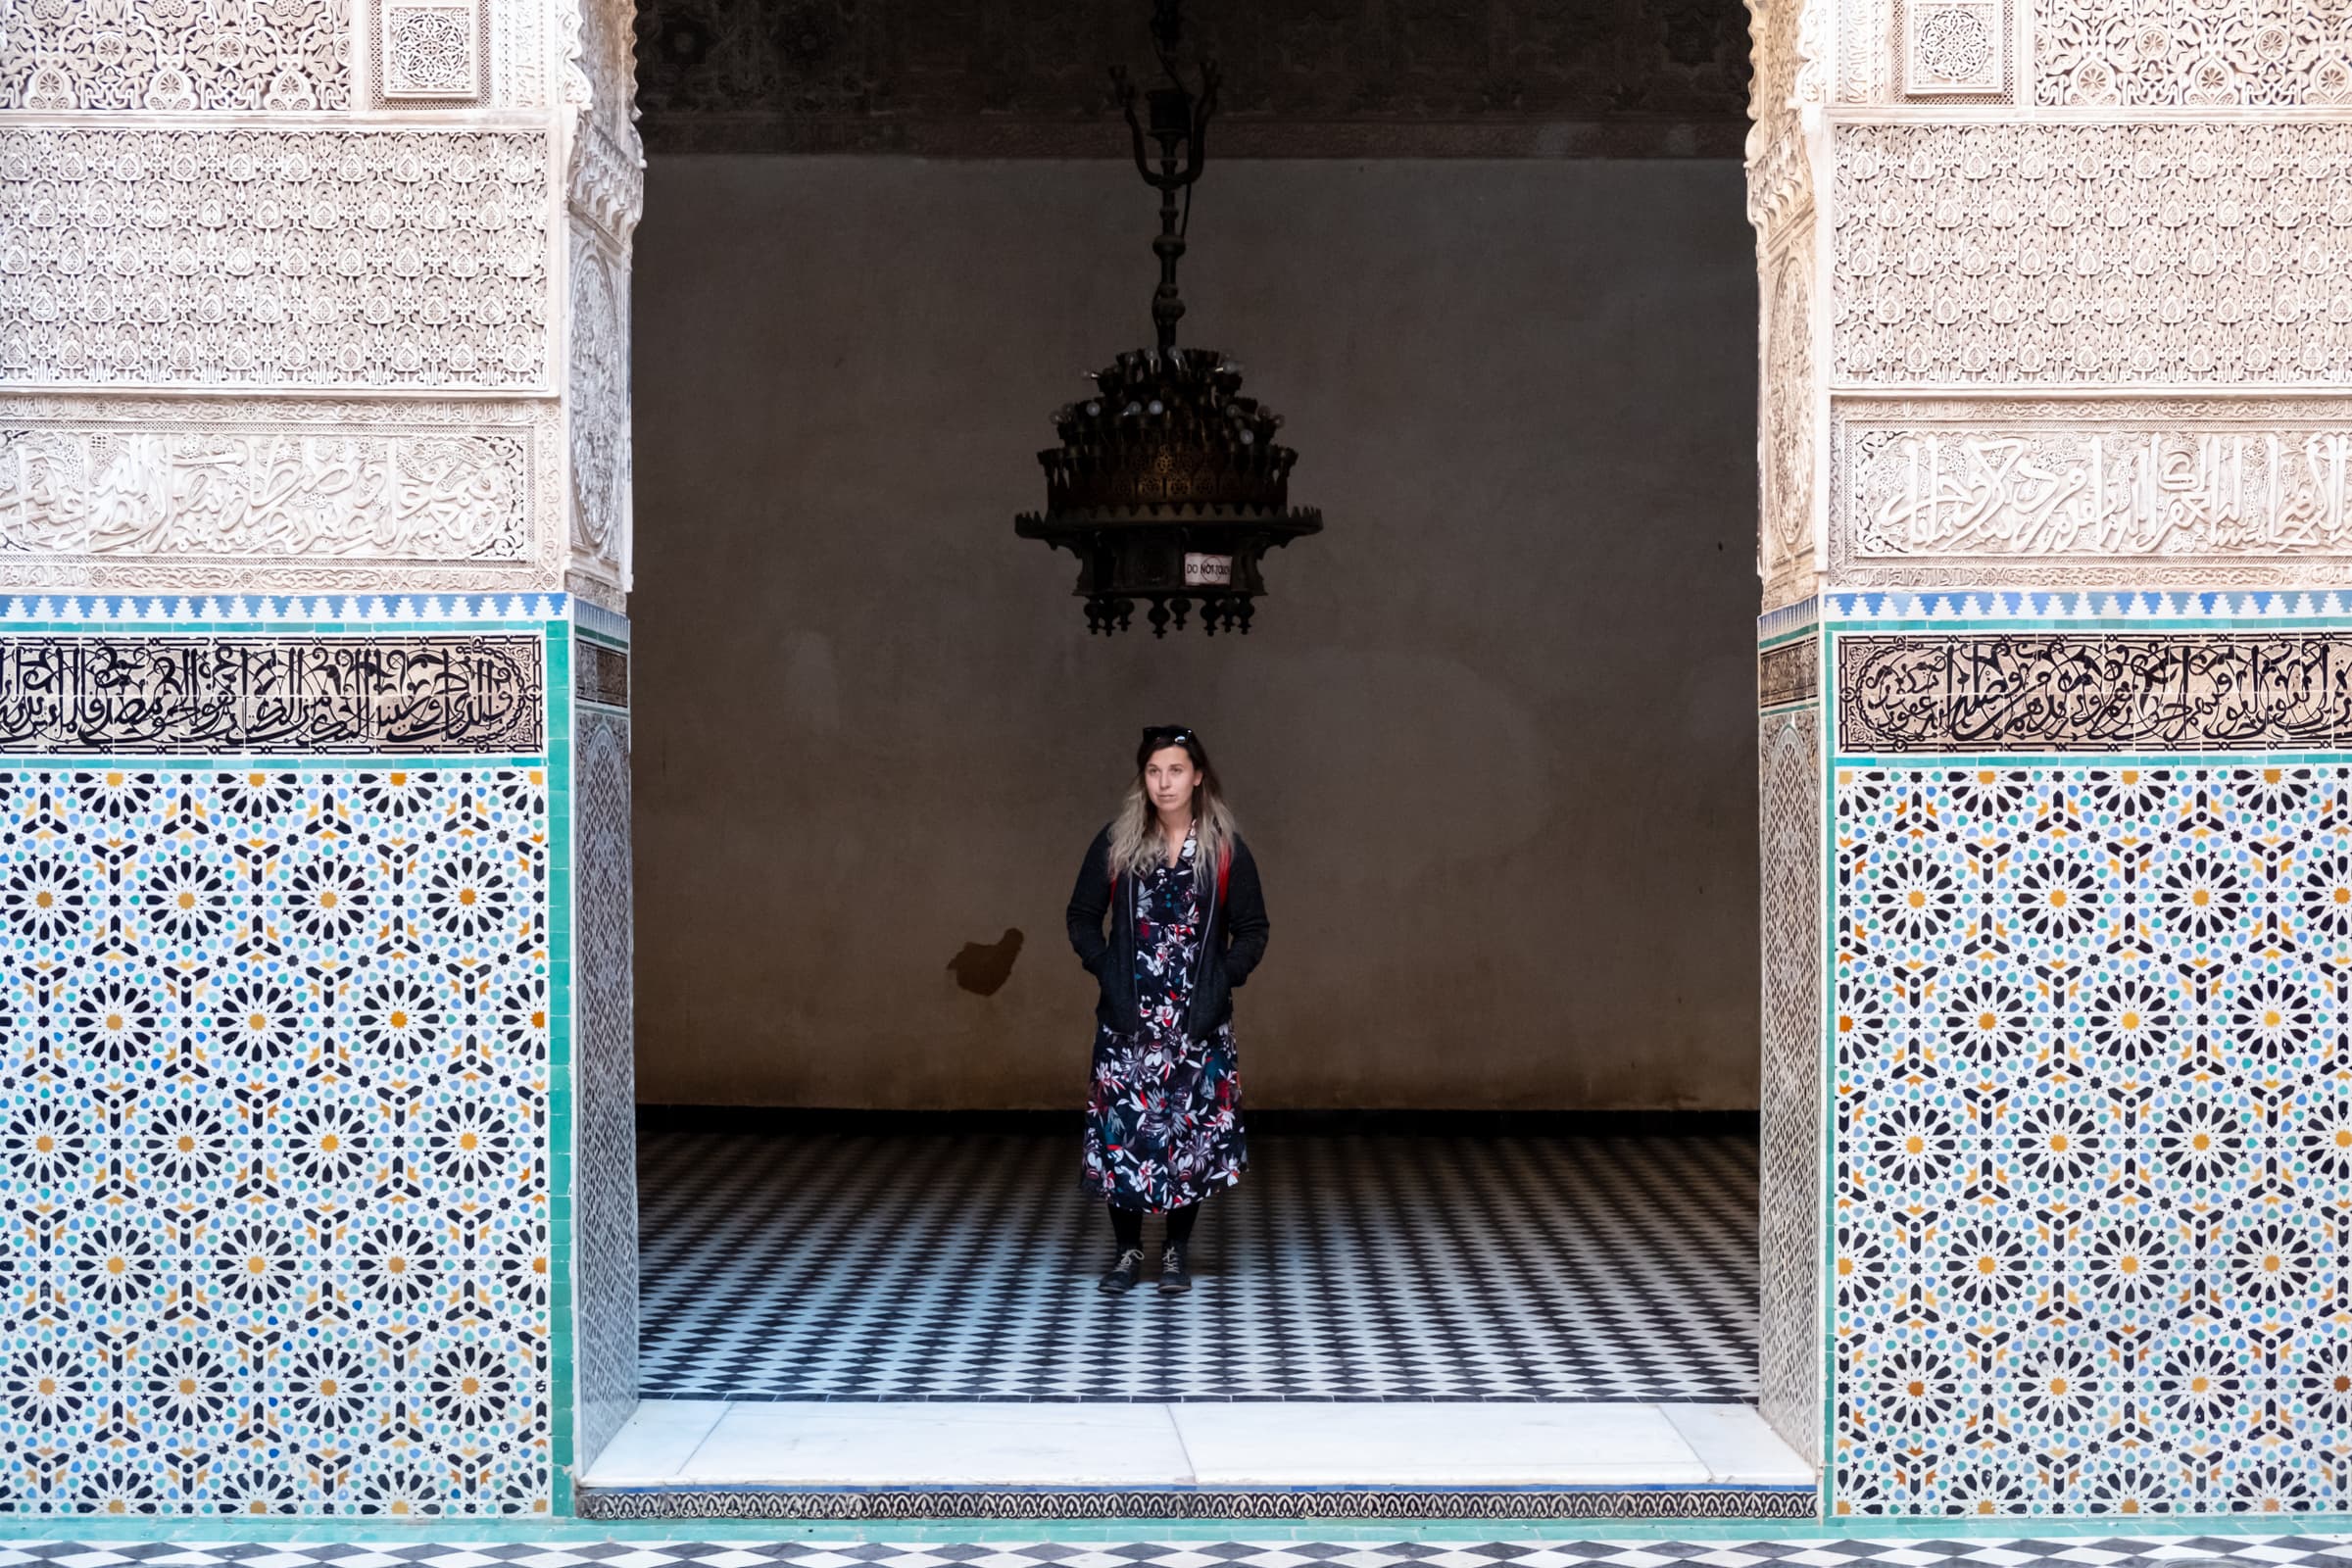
[582,8,1798,1516]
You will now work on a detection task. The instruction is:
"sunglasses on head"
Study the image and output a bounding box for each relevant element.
[1142,725,1196,748]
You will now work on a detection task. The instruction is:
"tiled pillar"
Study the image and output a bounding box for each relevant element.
[0,0,640,1516]
[1754,0,2352,1518]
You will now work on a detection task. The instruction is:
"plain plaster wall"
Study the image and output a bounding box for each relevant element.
[629,157,1760,1109]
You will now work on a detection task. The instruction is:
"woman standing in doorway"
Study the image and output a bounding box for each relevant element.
[1064,725,1268,1296]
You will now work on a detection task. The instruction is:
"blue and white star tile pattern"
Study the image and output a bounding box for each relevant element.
[0,762,557,1515]
[1831,760,2352,1515]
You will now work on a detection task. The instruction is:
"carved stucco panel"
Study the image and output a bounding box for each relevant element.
[0,0,352,112]
[560,0,644,267]
[0,127,551,393]
[2036,0,2352,105]
[1749,0,1831,122]
[1834,122,2352,389]
[1833,0,2352,103]
[1762,221,1825,611]
[376,0,485,102]
[1830,396,2352,585]
[565,220,628,595]
[0,394,563,593]
[1903,0,2009,95]
[1748,0,1826,612]
[569,121,645,247]
[1748,116,1811,237]
[563,0,640,152]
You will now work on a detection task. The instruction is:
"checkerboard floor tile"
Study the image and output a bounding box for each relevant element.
[637,1128,1759,1401]
[3,1543,2348,1568]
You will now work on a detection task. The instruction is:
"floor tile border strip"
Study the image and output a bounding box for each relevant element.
[572,1489,1822,1522]
[650,1396,1757,1405]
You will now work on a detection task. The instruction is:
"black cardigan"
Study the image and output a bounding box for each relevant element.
[1063,825,1270,1043]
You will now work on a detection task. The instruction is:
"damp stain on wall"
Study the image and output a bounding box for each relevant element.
[949,927,1024,995]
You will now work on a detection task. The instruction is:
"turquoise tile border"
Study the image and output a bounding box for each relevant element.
[1759,597,1822,642]
[0,595,570,625]
[574,599,631,647]
[545,619,578,1518]
[1824,588,2352,622]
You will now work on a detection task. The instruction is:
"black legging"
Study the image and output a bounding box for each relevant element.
[1109,1200,1198,1251]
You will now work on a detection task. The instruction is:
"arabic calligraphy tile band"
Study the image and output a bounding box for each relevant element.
[1836,632,2352,753]
[575,638,629,710]
[1759,640,1820,710]
[0,634,544,754]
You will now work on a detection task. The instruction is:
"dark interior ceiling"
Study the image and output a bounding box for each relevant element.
[630,0,1755,158]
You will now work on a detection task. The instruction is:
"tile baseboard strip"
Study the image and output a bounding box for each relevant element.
[573,1486,1820,1521]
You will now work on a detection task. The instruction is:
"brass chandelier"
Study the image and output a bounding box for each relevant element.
[1013,0,1323,637]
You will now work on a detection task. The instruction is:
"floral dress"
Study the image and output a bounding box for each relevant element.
[1082,831,1248,1211]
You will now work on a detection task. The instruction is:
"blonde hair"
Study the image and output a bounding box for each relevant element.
[1105,736,1239,887]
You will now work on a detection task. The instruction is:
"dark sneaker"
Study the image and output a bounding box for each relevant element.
[1099,1248,1145,1295]
[1157,1243,1192,1295]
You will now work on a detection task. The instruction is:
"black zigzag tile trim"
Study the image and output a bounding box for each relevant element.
[8,1537,2352,1565]
[572,1486,1820,1521]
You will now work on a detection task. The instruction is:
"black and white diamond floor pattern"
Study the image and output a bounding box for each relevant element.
[638,1129,1758,1402]
[0,1540,2345,1567]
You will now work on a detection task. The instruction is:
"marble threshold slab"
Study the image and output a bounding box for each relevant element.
[580,1400,1813,1491]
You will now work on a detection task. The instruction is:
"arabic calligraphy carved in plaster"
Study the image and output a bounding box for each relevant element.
[0,427,530,560]
[0,396,561,593]
[1830,399,2352,584]
[1852,425,2352,560]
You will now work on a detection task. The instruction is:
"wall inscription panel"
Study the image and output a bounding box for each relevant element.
[1835,400,2352,581]
[0,633,544,755]
[0,427,529,561]
[0,397,562,594]
[1838,632,2352,753]
[0,129,550,392]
